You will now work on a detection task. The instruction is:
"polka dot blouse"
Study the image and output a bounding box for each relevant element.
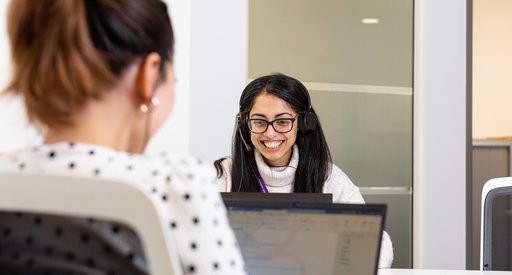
[0,142,246,275]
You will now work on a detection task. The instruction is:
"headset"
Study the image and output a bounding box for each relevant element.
[237,87,319,152]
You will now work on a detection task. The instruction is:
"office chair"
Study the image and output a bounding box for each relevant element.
[480,176,512,271]
[0,171,183,275]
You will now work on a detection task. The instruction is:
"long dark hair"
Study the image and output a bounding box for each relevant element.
[214,73,332,193]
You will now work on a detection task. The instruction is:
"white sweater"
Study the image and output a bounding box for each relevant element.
[217,145,394,268]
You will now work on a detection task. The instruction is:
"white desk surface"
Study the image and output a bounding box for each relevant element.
[378,269,512,275]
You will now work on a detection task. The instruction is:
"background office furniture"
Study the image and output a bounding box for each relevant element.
[469,140,512,269]
[0,172,183,275]
[480,177,512,271]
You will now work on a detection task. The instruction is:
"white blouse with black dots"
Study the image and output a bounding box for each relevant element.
[0,142,246,275]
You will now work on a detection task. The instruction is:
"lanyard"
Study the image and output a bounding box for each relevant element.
[257,175,269,193]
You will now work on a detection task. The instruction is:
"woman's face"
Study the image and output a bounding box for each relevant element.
[249,92,298,167]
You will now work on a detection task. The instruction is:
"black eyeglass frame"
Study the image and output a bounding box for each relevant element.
[246,115,299,134]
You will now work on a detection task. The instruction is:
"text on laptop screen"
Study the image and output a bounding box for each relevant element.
[226,206,384,275]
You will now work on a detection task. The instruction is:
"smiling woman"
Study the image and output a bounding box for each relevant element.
[215,73,327,193]
[214,72,394,268]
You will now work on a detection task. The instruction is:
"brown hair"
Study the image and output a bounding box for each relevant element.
[4,0,174,128]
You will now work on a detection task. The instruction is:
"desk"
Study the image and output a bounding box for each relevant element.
[378,269,512,275]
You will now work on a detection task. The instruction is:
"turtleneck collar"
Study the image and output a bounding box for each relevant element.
[254,144,299,187]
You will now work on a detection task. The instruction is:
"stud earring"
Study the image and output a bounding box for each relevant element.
[140,97,160,113]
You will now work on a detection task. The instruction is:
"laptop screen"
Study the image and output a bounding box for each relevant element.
[224,202,386,275]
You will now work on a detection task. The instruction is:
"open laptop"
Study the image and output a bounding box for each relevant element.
[223,198,386,275]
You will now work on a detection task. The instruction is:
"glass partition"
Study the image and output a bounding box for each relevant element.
[249,0,413,268]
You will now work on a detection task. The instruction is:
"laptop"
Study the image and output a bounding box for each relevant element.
[223,198,386,275]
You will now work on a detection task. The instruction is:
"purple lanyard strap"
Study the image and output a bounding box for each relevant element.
[257,175,269,193]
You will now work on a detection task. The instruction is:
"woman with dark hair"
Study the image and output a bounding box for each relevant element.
[0,0,245,274]
[214,73,393,268]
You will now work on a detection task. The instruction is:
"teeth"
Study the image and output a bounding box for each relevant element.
[263,141,282,149]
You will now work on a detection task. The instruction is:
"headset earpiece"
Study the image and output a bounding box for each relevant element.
[237,113,242,129]
[298,110,319,133]
[296,81,319,134]
[237,112,248,133]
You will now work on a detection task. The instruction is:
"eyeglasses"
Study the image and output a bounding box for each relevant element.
[247,115,298,134]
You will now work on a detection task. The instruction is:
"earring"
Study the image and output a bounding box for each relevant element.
[139,97,160,113]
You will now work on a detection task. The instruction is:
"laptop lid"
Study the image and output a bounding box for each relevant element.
[221,192,333,205]
[224,200,386,275]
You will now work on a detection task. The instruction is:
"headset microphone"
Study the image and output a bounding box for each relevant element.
[238,127,252,152]
[237,113,252,152]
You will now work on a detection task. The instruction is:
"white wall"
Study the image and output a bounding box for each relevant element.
[413,0,467,269]
[473,0,512,139]
[189,0,248,162]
